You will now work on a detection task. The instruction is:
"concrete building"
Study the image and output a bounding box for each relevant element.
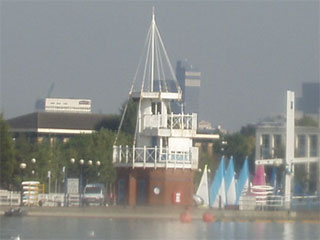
[6,111,110,143]
[256,125,319,160]
[175,60,201,114]
[35,98,92,113]
[255,124,320,193]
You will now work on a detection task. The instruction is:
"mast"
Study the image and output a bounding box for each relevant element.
[151,7,155,92]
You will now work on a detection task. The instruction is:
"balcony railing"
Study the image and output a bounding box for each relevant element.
[113,145,199,169]
[142,113,197,131]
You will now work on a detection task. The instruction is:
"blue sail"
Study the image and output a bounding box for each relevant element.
[235,157,249,205]
[209,156,226,208]
[225,157,236,205]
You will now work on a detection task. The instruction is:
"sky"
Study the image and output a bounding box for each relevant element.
[1,0,319,132]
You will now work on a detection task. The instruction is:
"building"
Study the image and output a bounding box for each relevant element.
[7,111,110,143]
[296,82,320,122]
[255,124,320,193]
[256,125,319,160]
[35,98,92,113]
[175,60,201,114]
[112,11,218,206]
[7,98,107,142]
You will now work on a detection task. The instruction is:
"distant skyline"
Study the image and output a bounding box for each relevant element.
[1,1,319,131]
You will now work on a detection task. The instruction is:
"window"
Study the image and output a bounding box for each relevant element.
[151,102,161,114]
[310,135,318,157]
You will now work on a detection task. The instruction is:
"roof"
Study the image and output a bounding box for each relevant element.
[6,112,112,135]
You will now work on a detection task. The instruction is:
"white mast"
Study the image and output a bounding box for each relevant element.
[150,7,155,92]
[284,90,295,207]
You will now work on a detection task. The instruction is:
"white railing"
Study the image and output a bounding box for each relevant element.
[142,113,197,131]
[239,194,285,210]
[113,145,198,169]
[0,190,20,206]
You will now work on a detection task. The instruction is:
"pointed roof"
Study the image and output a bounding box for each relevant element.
[130,8,182,100]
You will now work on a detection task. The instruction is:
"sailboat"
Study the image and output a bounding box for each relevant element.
[209,156,226,208]
[194,165,210,207]
[251,165,273,204]
[225,157,236,206]
[235,157,249,205]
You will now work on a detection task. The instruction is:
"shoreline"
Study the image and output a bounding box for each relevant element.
[1,206,319,223]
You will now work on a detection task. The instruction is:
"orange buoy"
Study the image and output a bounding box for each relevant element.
[203,212,214,223]
[180,211,192,223]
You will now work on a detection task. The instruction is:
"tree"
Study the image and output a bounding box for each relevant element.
[120,99,138,135]
[13,134,36,186]
[0,114,16,189]
[296,116,318,127]
[95,115,120,131]
[214,124,256,175]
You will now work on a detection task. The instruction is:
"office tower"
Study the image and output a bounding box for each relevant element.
[175,60,201,114]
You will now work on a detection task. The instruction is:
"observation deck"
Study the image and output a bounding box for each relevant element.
[140,113,197,137]
[113,145,198,169]
[113,113,199,169]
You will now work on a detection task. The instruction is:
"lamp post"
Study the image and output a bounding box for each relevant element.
[70,158,85,207]
[221,140,228,156]
[88,160,101,175]
[79,159,84,207]
[31,158,36,176]
[63,166,67,207]
[19,163,27,206]
[70,158,101,207]
[96,161,101,177]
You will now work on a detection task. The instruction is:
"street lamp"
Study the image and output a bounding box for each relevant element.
[69,158,85,207]
[20,163,27,170]
[69,158,102,207]
[31,158,36,175]
[20,163,27,206]
[79,159,84,206]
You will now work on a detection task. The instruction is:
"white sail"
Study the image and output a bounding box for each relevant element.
[225,157,236,205]
[212,178,226,208]
[226,177,236,205]
[195,165,209,206]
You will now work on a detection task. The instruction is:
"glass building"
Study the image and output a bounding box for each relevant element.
[175,60,201,114]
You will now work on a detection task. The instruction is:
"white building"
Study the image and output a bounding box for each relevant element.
[37,98,92,113]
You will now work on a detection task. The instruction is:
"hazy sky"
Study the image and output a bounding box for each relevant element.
[1,1,319,131]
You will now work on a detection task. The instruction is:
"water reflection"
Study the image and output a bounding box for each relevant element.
[283,223,292,240]
[0,216,319,240]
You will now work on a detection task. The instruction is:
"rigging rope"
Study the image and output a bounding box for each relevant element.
[113,25,152,146]
[155,24,182,94]
[114,15,182,146]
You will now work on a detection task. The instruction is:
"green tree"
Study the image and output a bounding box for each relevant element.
[13,134,36,185]
[120,99,138,135]
[214,124,256,175]
[33,140,52,184]
[95,115,120,131]
[296,116,318,127]
[0,114,16,189]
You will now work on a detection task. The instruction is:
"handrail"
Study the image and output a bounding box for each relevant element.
[142,113,195,130]
[113,145,198,169]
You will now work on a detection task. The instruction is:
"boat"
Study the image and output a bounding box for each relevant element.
[4,208,27,217]
[194,165,210,207]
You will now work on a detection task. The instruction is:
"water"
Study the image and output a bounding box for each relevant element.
[0,216,318,240]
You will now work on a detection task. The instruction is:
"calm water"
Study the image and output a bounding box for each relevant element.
[0,216,319,240]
